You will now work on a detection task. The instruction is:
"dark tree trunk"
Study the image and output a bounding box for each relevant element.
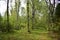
[7,0,9,32]
[27,0,30,33]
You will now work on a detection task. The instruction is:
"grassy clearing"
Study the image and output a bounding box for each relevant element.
[0,29,53,40]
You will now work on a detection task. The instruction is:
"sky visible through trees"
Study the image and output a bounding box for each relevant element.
[0,0,55,16]
[0,0,26,16]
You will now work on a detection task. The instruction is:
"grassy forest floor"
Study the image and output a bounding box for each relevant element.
[0,28,55,40]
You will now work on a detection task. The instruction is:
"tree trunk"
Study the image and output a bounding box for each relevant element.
[15,0,20,30]
[27,0,30,33]
[31,0,35,29]
[7,0,9,32]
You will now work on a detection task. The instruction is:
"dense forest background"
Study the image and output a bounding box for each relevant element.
[0,0,60,40]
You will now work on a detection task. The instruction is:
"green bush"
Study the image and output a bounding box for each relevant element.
[2,20,14,32]
[0,14,15,32]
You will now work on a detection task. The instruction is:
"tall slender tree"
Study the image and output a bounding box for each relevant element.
[31,0,42,29]
[27,0,30,33]
[15,0,20,29]
[7,0,9,32]
[45,0,55,31]
[31,0,35,29]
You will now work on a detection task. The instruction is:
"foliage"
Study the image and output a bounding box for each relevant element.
[1,0,60,40]
[0,0,48,32]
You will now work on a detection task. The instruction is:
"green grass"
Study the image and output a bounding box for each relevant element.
[0,28,53,40]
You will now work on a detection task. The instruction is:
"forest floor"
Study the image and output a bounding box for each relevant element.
[0,29,55,40]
